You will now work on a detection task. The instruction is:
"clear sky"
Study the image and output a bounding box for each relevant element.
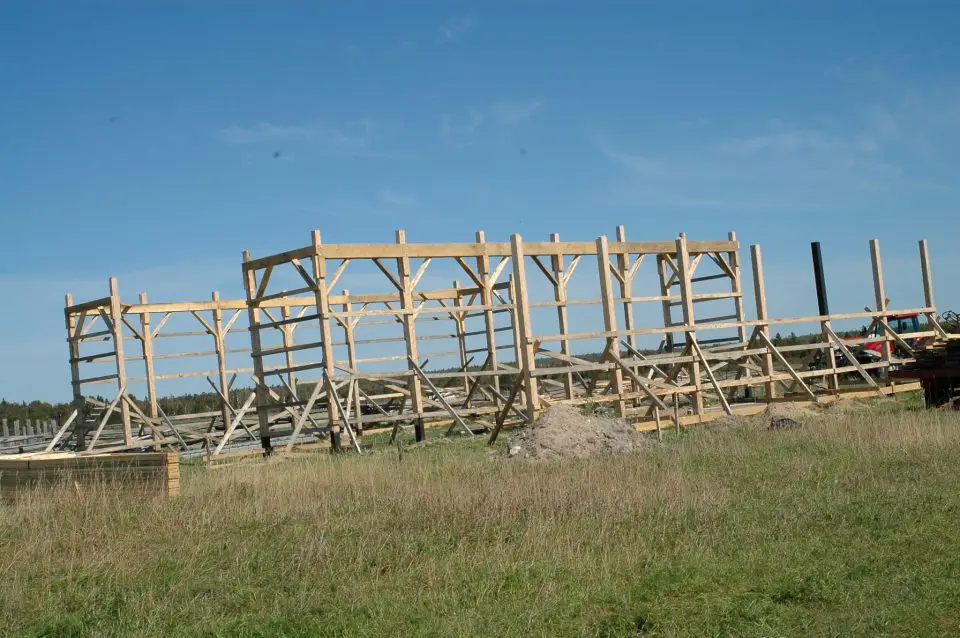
[2,1,959,402]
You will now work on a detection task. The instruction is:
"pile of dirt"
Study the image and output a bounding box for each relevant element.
[702,401,826,433]
[505,403,646,460]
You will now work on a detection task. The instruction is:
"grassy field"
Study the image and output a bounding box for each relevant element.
[2,394,960,636]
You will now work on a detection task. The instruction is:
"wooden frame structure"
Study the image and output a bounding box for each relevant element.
[56,228,942,460]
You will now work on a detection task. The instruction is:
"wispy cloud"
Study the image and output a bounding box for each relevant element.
[717,129,840,155]
[593,134,674,179]
[379,190,420,207]
[219,122,317,145]
[217,119,402,159]
[440,99,544,146]
[438,14,475,43]
[592,91,957,215]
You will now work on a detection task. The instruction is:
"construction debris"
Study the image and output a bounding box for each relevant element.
[505,404,646,460]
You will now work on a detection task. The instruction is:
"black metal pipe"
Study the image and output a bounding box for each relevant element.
[811,241,830,317]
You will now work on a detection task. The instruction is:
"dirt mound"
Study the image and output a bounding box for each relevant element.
[704,402,822,432]
[505,403,645,460]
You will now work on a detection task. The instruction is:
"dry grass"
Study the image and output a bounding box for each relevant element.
[2,394,960,636]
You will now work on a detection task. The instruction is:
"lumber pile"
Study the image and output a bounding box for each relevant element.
[0,452,180,501]
[908,339,960,369]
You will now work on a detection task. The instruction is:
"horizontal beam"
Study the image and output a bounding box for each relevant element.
[242,239,739,267]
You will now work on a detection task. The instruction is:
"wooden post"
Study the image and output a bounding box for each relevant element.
[656,257,675,352]
[310,232,342,451]
[869,239,892,382]
[751,245,777,400]
[64,294,85,441]
[13,420,20,437]
[510,234,539,422]
[280,303,298,395]
[453,280,470,395]
[919,239,935,309]
[727,231,751,396]
[615,227,639,402]
[108,277,133,446]
[675,236,702,416]
[211,291,232,432]
[1,419,7,438]
[26,419,33,437]
[341,289,363,436]
[243,251,273,453]
[475,231,501,399]
[138,292,159,419]
[615,226,637,351]
[550,233,575,400]
[507,275,523,371]
[396,229,425,441]
[597,236,627,417]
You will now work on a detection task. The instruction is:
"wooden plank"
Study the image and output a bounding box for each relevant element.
[511,235,540,422]
[675,236,703,414]
[242,239,739,264]
[393,230,425,440]
[823,325,884,396]
[209,291,233,433]
[310,232,342,450]
[750,245,777,400]
[341,288,363,429]
[596,236,626,417]
[138,292,159,420]
[488,378,523,444]
[870,239,893,382]
[243,250,273,448]
[475,231,502,401]
[407,358,473,436]
[324,370,362,453]
[65,296,113,314]
[86,385,126,451]
[549,233,575,400]
[690,339,732,415]
[212,392,258,455]
[607,353,670,413]
[108,278,133,446]
[43,410,78,452]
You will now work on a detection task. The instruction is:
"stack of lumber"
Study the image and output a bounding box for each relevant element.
[906,339,960,369]
[0,451,179,501]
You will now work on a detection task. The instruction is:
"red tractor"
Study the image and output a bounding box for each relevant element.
[812,312,925,374]
[849,312,924,366]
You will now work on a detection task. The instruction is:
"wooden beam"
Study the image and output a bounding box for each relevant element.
[254,265,274,301]
[750,245,777,400]
[510,234,540,422]
[823,325,884,396]
[341,288,363,432]
[870,239,892,382]
[308,232,342,451]
[44,409,78,452]
[549,233,575,400]
[596,236,626,417]
[690,338,732,415]
[64,294,84,436]
[396,230,425,441]
[212,392,258,455]
[408,357,473,437]
[373,258,403,292]
[243,250,272,450]
[211,291,232,432]
[675,236,703,415]
[108,278,133,446]
[139,292,159,420]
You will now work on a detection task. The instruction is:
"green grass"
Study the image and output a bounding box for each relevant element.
[2,394,960,636]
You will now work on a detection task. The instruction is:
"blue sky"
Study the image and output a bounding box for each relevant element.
[2,2,959,402]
